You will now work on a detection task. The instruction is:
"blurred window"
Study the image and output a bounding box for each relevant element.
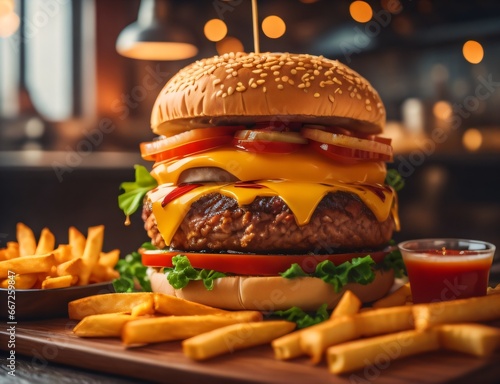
[0,0,73,120]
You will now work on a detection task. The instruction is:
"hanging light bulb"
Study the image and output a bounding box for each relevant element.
[116,0,198,61]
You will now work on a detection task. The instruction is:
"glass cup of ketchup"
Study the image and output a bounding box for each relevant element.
[398,239,496,304]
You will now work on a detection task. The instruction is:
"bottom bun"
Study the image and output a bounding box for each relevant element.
[150,269,395,311]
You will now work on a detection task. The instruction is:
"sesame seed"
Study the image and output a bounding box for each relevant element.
[256,79,265,85]
[314,93,320,98]
[328,95,335,103]
[222,92,227,98]
[251,83,257,88]
[273,71,280,76]
[252,69,263,74]
[277,84,284,90]
[333,77,342,85]
[288,79,294,85]
[350,92,355,98]
[296,67,306,71]
[281,76,289,82]
[298,83,306,89]
[216,90,223,97]
[213,79,221,86]
[227,86,234,95]
[365,99,371,104]
[291,69,297,75]
[236,86,246,92]
[356,93,361,100]
[271,65,281,71]
[366,105,372,111]
[314,70,320,76]
[263,86,267,93]
[260,73,268,77]
[249,78,255,85]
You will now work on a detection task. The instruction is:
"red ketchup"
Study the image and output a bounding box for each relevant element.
[404,248,493,304]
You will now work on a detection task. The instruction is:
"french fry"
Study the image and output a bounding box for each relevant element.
[78,225,105,286]
[300,315,359,364]
[99,249,120,268]
[41,274,76,289]
[17,223,36,256]
[413,294,500,330]
[68,293,154,320]
[0,253,55,279]
[372,283,412,308]
[73,313,138,337]
[331,290,362,318]
[488,283,500,295]
[0,242,19,261]
[122,314,258,346]
[327,329,439,374]
[56,257,83,277]
[437,323,500,357]
[273,290,361,361]
[69,226,86,259]
[0,273,38,289]
[184,321,296,360]
[355,306,414,337]
[154,293,232,316]
[89,262,119,284]
[53,244,74,264]
[35,227,55,255]
[131,300,155,317]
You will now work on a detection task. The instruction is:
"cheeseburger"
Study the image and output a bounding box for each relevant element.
[129,52,401,311]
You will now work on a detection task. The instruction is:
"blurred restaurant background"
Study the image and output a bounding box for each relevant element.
[0,0,499,272]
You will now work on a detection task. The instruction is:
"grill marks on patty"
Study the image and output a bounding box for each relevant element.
[143,191,394,253]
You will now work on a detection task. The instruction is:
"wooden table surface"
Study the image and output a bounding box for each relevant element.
[1,318,500,384]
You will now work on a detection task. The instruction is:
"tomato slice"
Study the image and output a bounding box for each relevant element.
[141,250,389,276]
[309,141,392,164]
[233,129,307,154]
[154,136,234,163]
[140,126,243,161]
[307,125,393,146]
[302,127,393,163]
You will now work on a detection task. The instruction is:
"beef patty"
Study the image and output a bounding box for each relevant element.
[143,191,394,253]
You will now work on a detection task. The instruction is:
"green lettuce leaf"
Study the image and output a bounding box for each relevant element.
[118,165,158,217]
[385,169,405,192]
[280,255,376,293]
[164,255,226,290]
[113,242,153,292]
[380,244,406,278]
[274,304,329,329]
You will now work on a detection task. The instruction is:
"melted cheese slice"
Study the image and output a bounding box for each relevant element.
[150,180,399,247]
[151,146,387,186]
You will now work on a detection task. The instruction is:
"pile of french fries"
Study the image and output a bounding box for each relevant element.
[70,283,500,373]
[69,292,295,360]
[0,223,119,289]
[273,283,500,374]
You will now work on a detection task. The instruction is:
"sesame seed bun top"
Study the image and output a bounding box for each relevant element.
[151,52,386,136]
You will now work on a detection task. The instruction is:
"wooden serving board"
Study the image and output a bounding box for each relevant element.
[1,319,500,383]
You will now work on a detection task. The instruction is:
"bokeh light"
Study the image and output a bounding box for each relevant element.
[0,11,20,37]
[204,19,227,42]
[349,1,373,23]
[0,0,14,17]
[462,128,483,152]
[462,40,484,64]
[262,15,286,39]
[216,36,244,55]
[433,100,453,120]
